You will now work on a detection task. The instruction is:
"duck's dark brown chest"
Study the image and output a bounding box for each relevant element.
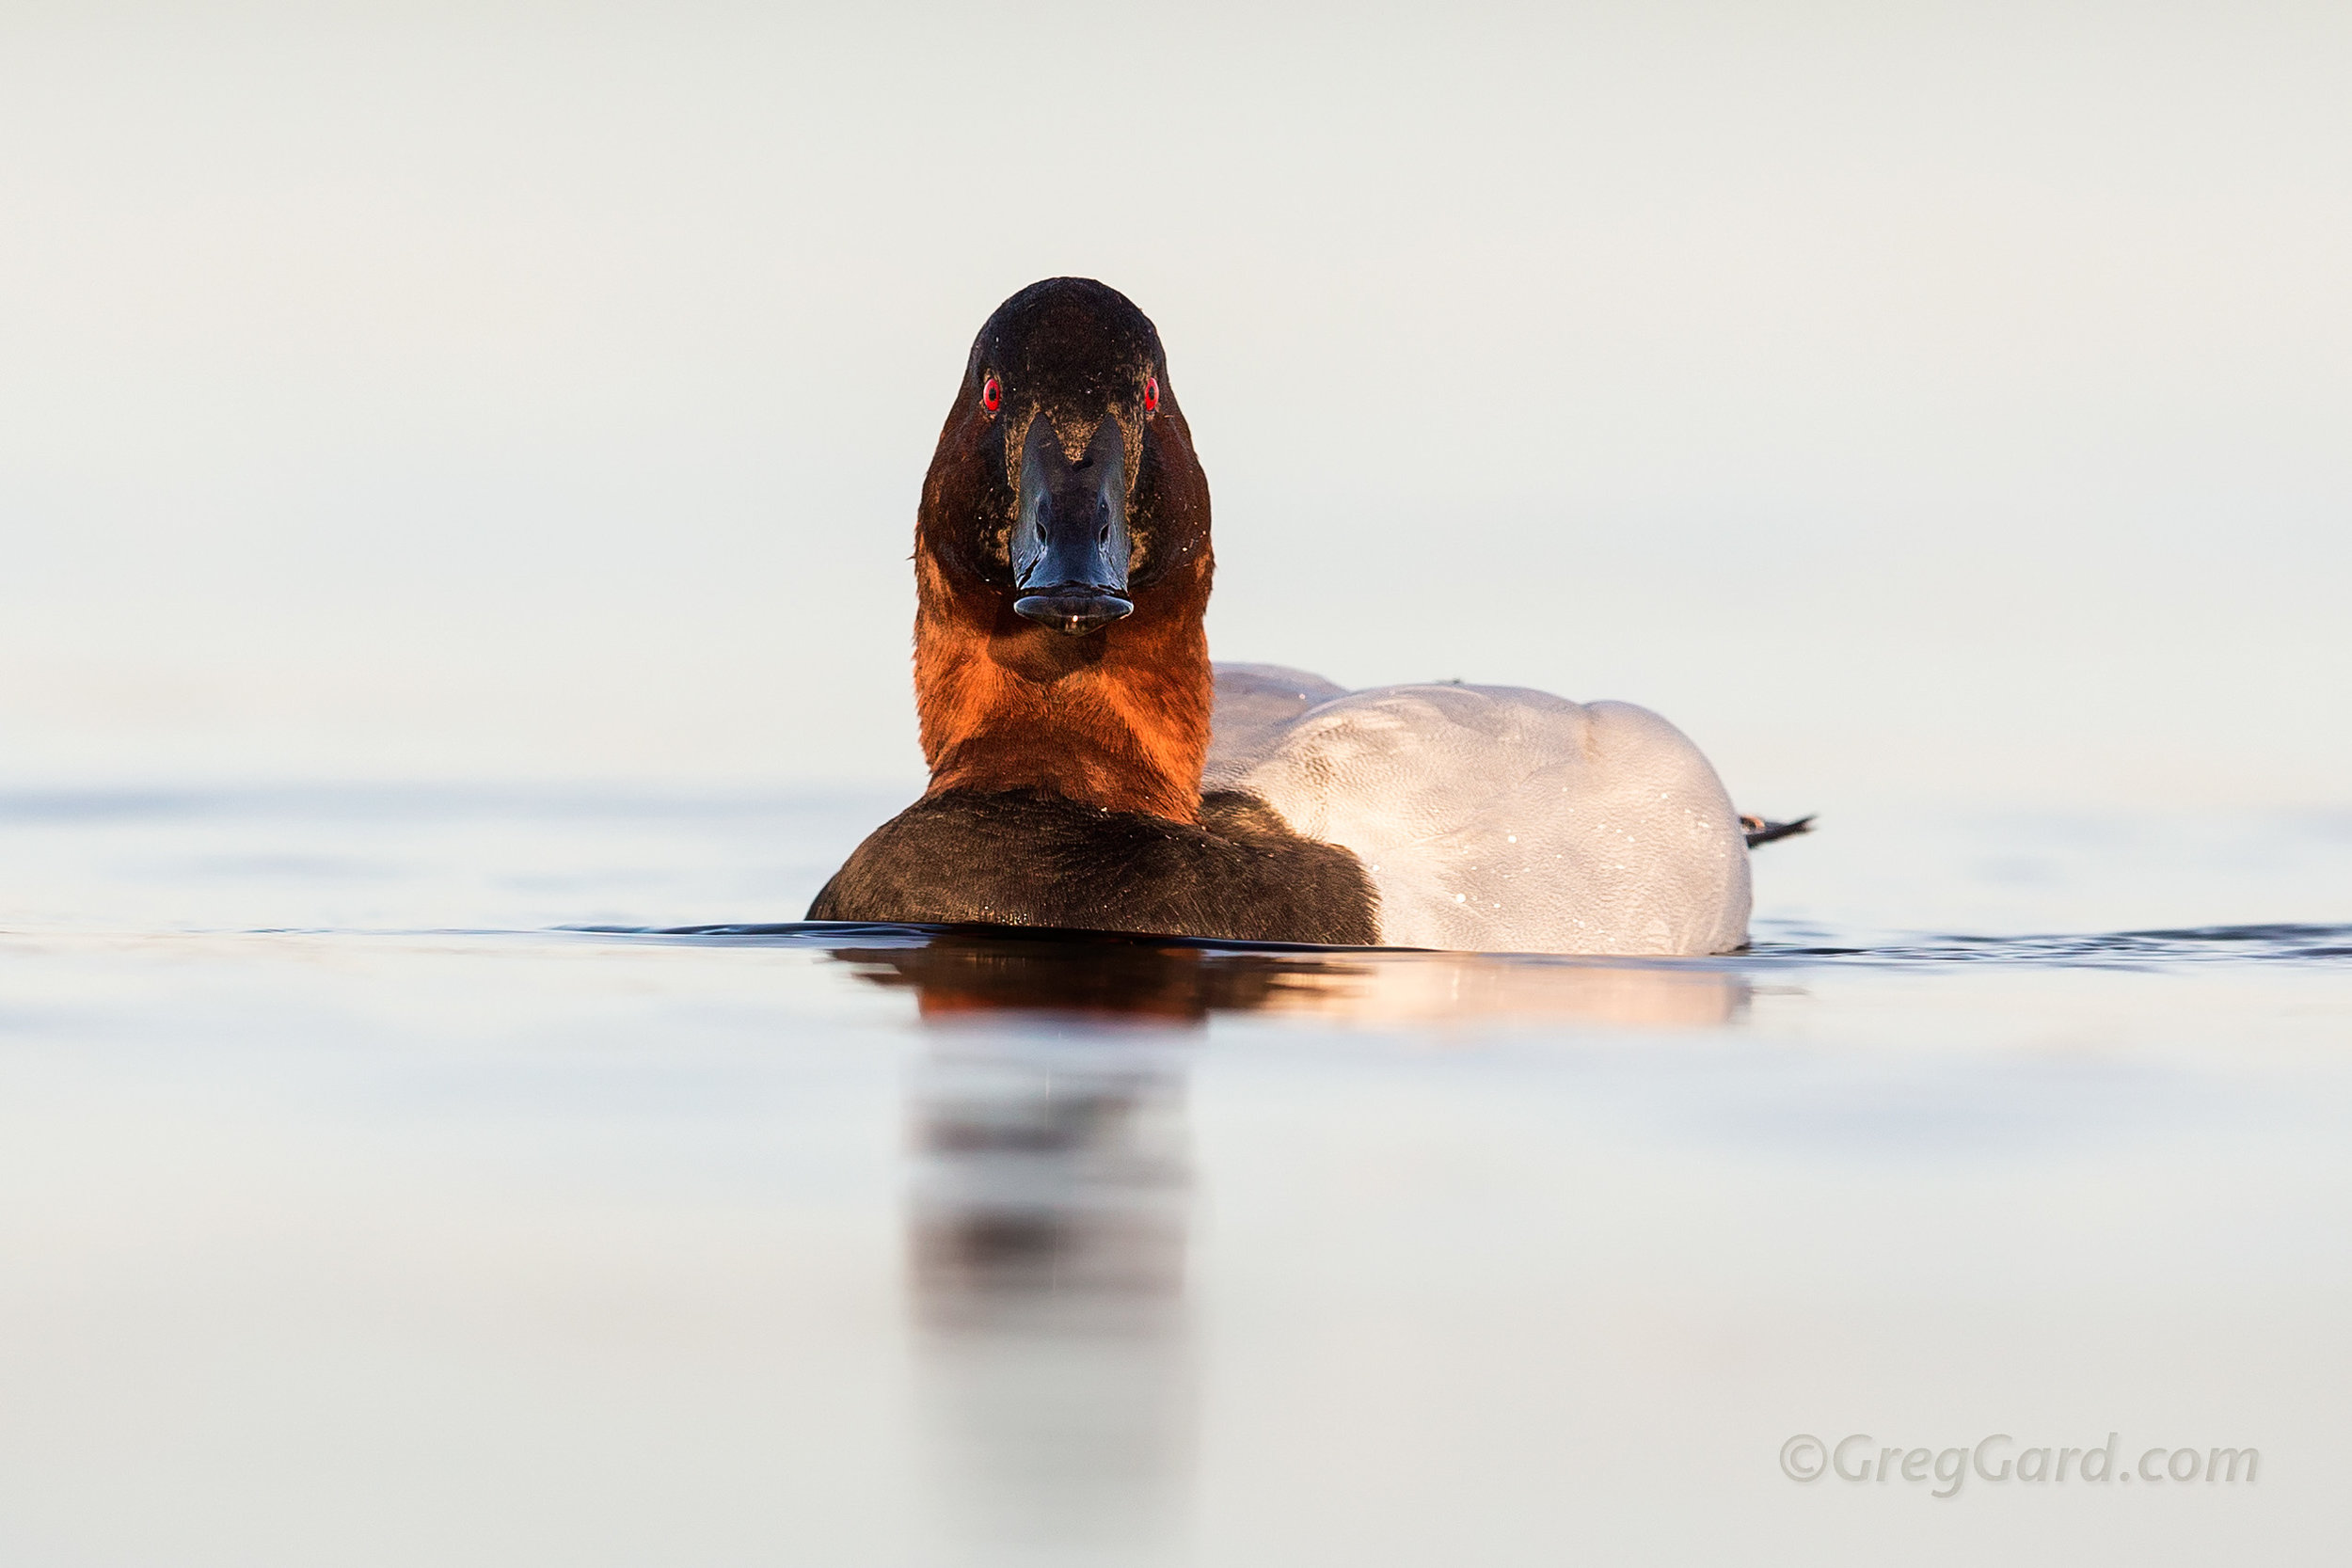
[807,789,1380,945]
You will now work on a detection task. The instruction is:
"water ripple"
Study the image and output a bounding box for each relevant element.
[566,918,2352,970]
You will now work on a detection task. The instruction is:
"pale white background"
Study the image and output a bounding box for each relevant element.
[5,14,2345,1568]
[3,0,2346,810]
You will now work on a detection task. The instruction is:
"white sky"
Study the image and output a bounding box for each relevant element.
[2,1,2345,808]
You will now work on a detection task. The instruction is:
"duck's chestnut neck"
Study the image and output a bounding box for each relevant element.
[913,546,1214,823]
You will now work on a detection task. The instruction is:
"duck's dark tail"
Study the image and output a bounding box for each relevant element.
[1740,814,1816,848]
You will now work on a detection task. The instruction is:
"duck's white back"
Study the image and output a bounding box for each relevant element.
[1206,663,1751,956]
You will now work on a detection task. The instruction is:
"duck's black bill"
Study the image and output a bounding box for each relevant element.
[1013,588,1135,635]
[1012,413,1132,637]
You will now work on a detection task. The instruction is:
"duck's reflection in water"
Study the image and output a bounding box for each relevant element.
[836,929,1755,1032]
[828,932,1750,1560]
[834,937,1239,1564]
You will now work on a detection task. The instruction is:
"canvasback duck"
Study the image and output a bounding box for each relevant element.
[808,277,1804,955]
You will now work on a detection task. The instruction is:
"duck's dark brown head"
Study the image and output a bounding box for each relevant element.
[913,278,1215,823]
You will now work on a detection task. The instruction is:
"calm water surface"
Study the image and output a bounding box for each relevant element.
[2,789,2347,1566]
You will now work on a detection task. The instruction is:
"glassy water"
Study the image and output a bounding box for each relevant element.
[2,788,2347,1566]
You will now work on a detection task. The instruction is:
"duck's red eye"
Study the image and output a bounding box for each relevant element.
[981,375,1002,413]
[1143,375,1159,415]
